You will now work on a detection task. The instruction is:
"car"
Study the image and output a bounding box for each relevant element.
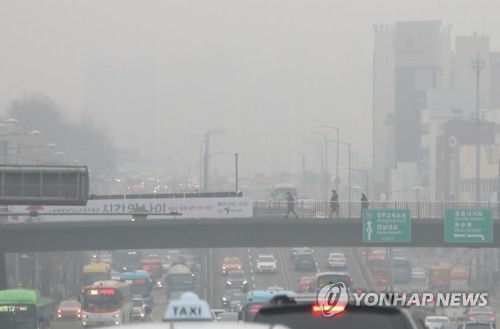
[451,267,469,280]
[326,252,347,269]
[221,257,243,274]
[291,247,312,260]
[56,299,81,320]
[228,292,245,311]
[293,253,316,272]
[132,296,146,321]
[256,254,278,273]
[466,306,496,328]
[425,316,450,329]
[253,295,422,329]
[226,270,248,291]
[411,267,427,281]
[297,275,315,293]
[221,288,243,308]
[459,321,495,329]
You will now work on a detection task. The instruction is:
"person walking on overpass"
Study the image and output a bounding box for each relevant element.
[285,192,299,218]
[329,190,339,218]
[361,193,370,218]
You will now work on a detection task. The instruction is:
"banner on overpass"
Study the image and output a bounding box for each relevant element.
[6,197,253,222]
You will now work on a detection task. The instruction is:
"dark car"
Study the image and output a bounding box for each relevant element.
[294,253,316,272]
[221,288,243,308]
[226,270,248,292]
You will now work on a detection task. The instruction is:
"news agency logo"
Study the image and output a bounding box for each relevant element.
[316,282,349,317]
[317,282,489,315]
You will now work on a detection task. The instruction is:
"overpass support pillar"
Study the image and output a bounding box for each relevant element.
[0,252,7,290]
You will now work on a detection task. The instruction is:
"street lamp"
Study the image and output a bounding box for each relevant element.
[290,151,306,197]
[311,131,328,201]
[329,140,351,217]
[471,51,485,202]
[203,129,225,192]
[321,125,340,189]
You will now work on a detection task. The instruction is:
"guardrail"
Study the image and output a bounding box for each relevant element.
[1,201,500,222]
[253,201,500,219]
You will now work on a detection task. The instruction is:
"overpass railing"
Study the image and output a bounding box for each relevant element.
[253,201,500,219]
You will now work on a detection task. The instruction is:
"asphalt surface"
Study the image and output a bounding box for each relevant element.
[54,246,500,328]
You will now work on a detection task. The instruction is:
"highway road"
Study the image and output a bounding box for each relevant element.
[53,246,500,329]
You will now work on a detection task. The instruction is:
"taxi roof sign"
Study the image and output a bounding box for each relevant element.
[163,292,214,321]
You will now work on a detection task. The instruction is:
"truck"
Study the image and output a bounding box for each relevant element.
[81,262,111,287]
[165,263,195,299]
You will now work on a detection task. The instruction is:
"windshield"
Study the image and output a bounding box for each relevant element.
[133,299,143,307]
[258,256,275,262]
[427,318,449,323]
[82,294,119,309]
[2,2,500,329]
[228,271,246,279]
[59,301,80,308]
[0,305,36,329]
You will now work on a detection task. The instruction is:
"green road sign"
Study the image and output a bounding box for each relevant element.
[444,209,493,243]
[362,209,411,243]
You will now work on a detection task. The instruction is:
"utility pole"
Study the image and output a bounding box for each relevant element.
[471,51,485,202]
[235,153,239,192]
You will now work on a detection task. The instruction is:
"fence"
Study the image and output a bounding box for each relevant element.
[253,201,500,219]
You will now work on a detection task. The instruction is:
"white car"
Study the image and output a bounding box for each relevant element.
[411,267,427,281]
[425,316,450,329]
[256,254,277,273]
[327,252,347,269]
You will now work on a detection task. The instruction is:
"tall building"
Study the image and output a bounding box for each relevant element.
[372,21,452,198]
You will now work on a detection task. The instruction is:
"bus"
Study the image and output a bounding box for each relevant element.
[119,272,154,313]
[81,262,111,287]
[111,250,142,272]
[391,257,412,284]
[311,272,353,293]
[0,289,55,329]
[367,252,389,291]
[141,258,163,289]
[165,263,195,298]
[429,265,451,291]
[242,289,296,322]
[81,280,132,327]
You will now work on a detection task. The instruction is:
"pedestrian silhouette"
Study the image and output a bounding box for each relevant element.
[285,192,299,218]
[329,190,339,218]
[361,193,369,217]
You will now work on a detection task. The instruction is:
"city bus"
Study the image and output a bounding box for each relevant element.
[140,258,163,289]
[81,280,132,327]
[391,257,412,284]
[120,272,154,313]
[111,250,142,272]
[81,262,111,287]
[367,252,389,291]
[0,289,55,329]
[242,289,296,322]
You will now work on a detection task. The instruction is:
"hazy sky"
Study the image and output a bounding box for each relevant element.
[1,0,499,178]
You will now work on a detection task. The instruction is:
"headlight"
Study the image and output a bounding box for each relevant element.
[114,314,120,318]
[243,280,248,284]
[83,314,87,318]
[226,281,231,285]
[222,297,227,301]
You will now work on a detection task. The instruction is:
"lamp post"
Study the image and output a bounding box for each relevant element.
[0,129,42,164]
[471,51,485,202]
[329,140,351,217]
[235,153,239,193]
[291,151,306,197]
[322,125,340,189]
[311,132,328,201]
[203,129,225,192]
